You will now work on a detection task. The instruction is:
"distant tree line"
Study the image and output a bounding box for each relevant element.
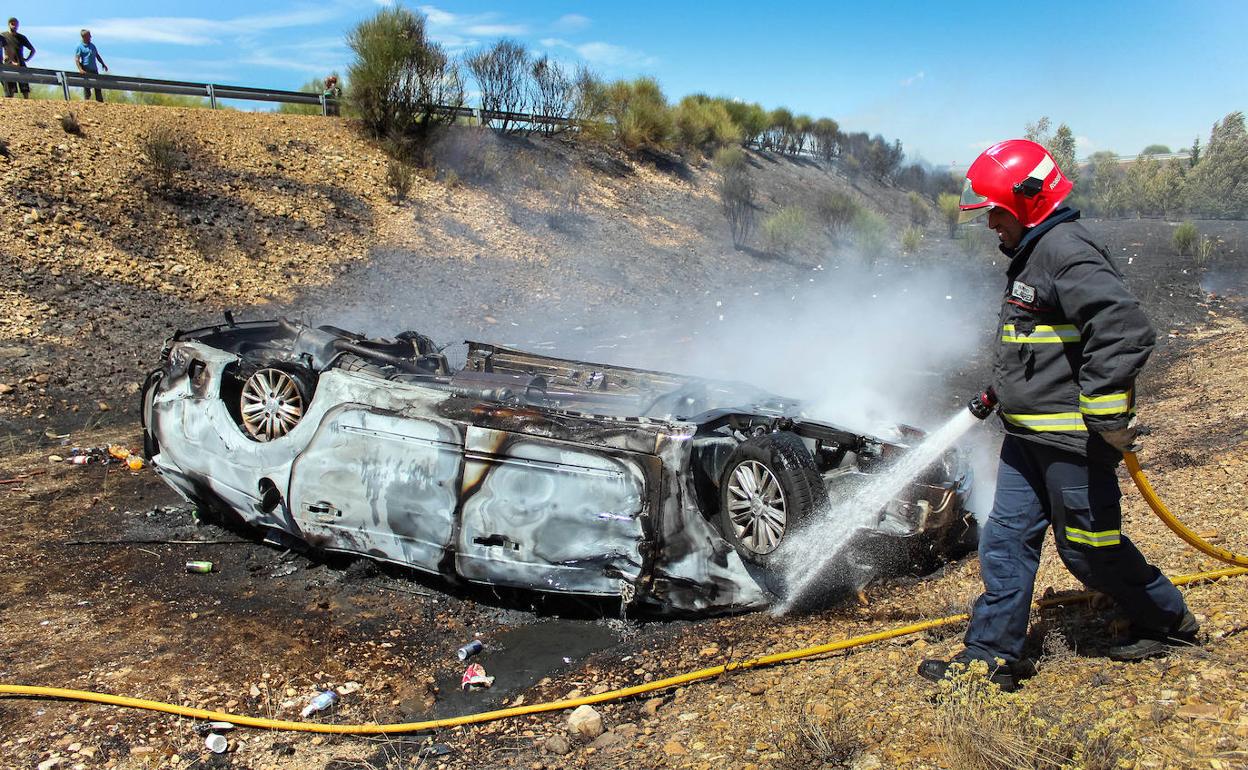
[342,6,958,200]
[1027,113,1248,220]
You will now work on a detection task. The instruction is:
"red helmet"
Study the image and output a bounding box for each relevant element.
[958,139,1073,228]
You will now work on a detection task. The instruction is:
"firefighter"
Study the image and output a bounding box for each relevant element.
[918,139,1197,691]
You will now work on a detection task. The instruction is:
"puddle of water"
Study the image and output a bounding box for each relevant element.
[431,620,624,718]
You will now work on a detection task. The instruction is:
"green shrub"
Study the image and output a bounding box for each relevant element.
[937,192,961,238]
[715,146,754,248]
[347,7,464,152]
[674,95,741,156]
[604,77,673,150]
[816,190,859,237]
[762,206,808,254]
[385,158,414,200]
[907,191,931,228]
[901,225,923,254]
[1172,221,1198,255]
[852,209,889,264]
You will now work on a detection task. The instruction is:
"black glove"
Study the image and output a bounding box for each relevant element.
[967,387,997,420]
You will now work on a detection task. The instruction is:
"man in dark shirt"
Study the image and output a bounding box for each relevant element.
[2,17,36,99]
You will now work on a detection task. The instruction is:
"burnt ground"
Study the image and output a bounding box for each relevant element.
[2,103,1247,769]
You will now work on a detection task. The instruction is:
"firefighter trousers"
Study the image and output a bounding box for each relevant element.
[964,435,1188,665]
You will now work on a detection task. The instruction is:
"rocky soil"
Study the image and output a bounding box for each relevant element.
[1,101,1247,770]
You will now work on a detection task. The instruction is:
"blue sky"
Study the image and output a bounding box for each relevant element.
[16,1,1248,166]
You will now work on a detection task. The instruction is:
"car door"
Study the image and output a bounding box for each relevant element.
[455,425,650,595]
[288,406,464,573]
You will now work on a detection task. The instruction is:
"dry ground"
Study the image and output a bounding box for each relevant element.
[2,102,1247,770]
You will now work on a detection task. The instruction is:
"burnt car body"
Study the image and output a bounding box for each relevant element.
[140,317,976,613]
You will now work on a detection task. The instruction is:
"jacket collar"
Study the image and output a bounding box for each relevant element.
[1000,207,1080,263]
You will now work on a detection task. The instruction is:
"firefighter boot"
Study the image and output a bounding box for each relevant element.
[917,651,1018,692]
[1108,610,1200,662]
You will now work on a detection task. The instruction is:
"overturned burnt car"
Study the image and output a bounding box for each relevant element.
[140,316,976,613]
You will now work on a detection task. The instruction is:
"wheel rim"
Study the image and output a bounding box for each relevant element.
[240,368,305,441]
[726,460,787,555]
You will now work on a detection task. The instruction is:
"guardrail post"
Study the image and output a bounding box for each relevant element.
[56,71,69,101]
[320,93,326,117]
[206,83,216,109]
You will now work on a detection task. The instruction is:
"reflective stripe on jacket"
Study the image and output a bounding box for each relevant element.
[991,208,1155,459]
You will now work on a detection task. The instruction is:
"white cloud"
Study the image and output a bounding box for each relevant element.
[900,70,925,87]
[464,24,528,36]
[25,8,339,47]
[1075,135,1096,154]
[554,13,591,32]
[542,38,656,69]
[418,5,528,47]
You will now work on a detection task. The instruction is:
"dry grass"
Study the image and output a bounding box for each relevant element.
[777,705,863,769]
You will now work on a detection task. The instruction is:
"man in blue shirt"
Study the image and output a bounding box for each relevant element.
[74,29,108,102]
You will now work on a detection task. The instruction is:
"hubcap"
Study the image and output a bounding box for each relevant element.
[240,368,305,441]
[726,460,787,555]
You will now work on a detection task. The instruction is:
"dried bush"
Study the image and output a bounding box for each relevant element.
[385,159,414,201]
[1172,220,1198,255]
[715,146,754,249]
[60,112,81,135]
[908,190,932,227]
[794,708,862,767]
[902,225,924,254]
[815,190,859,237]
[347,7,464,154]
[938,192,961,238]
[530,55,575,133]
[139,125,183,185]
[467,39,530,133]
[762,206,808,255]
[1196,233,1218,267]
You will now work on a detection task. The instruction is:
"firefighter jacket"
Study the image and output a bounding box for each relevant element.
[992,208,1154,461]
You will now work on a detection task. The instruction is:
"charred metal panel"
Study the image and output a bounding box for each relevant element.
[456,426,648,595]
[288,408,463,572]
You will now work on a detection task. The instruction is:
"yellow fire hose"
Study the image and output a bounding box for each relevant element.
[1124,451,1248,567]
[1,456,1245,734]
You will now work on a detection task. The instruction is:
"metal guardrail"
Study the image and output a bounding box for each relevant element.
[0,64,579,129]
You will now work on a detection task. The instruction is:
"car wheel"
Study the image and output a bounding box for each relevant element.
[239,364,315,442]
[717,432,828,564]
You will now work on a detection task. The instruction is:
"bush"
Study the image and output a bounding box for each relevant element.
[815,190,859,237]
[852,209,888,265]
[715,146,753,249]
[467,39,531,133]
[762,206,807,255]
[385,159,414,201]
[603,77,673,151]
[674,95,741,156]
[139,125,182,185]
[902,225,923,254]
[60,112,81,135]
[1172,221,1198,255]
[907,191,931,228]
[1196,233,1217,267]
[937,192,961,238]
[347,7,464,154]
[530,55,575,132]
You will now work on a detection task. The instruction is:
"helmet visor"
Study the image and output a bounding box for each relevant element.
[957,177,991,224]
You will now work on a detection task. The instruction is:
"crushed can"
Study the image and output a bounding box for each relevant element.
[185,561,214,574]
[300,690,339,718]
[457,640,484,661]
[461,662,494,691]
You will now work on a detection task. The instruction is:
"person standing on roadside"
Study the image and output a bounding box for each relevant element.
[2,17,36,99]
[74,28,108,102]
[323,74,341,116]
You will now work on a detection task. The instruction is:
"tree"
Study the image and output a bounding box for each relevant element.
[530,55,575,133]
[467,39,531,133]
[1024,115,1079,185]
[811,117,840,161]
[1190,136,1201,167]
[347,7,464,150]
[1187,111,1248,218]
[1141,144,1171,156]
[1084,151,1128,217]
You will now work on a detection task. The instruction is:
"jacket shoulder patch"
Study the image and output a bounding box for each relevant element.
[1011,281,1036,303]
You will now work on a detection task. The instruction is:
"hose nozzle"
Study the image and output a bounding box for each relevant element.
[968,387,997,420]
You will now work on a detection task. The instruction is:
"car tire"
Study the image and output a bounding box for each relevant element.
[239,363,316,442]
[717,432,828,566]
